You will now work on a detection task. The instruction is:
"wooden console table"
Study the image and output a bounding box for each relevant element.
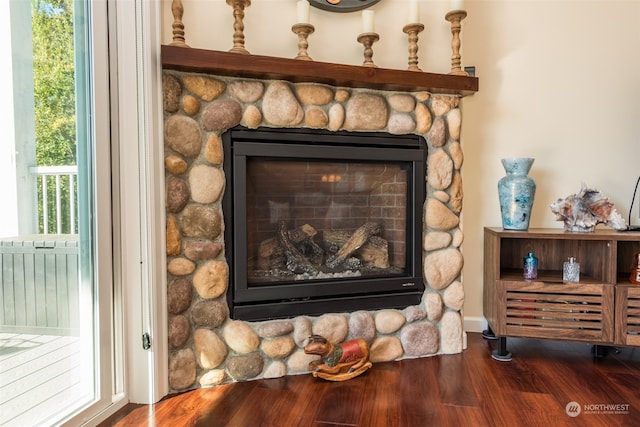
[483,227,640,360]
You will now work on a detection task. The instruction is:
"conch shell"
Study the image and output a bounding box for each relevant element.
[550,184,626,232]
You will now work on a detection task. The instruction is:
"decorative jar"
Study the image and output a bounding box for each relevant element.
[498,158,536,230]
[563,257,580,283]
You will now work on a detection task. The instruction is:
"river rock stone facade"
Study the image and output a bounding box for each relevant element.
[163,71,466,392]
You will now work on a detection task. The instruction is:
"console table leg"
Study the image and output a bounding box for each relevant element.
[592,344,618,358]
[482,327,498,340]
[491,336,512,361]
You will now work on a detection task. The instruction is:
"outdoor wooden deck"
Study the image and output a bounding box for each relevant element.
[0,333,87,427]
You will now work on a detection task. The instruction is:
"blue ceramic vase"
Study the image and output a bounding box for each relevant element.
[498,157,536,230]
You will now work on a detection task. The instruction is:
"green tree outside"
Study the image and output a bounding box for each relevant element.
[32,0,77,233]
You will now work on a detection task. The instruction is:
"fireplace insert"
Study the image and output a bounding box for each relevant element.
[223,127,426,321]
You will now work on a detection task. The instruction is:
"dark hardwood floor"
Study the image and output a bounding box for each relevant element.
[100,332,640,426]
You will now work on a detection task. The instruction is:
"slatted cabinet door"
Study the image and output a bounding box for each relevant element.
[615,284,640,346]
[498,280,615,343]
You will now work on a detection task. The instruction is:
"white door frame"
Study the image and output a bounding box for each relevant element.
[111,0,168,406]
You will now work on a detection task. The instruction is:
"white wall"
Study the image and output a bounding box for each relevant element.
[161,0,640,330]
[462,0,640,328]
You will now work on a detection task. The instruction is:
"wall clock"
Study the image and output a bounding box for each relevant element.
[309,0,382,13]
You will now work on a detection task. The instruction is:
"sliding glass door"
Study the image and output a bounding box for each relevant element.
[0,0,116,425]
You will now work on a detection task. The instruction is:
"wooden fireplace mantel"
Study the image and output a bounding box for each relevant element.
[161,45,479,97]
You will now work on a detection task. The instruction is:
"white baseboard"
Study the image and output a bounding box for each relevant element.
[464,316,487,333]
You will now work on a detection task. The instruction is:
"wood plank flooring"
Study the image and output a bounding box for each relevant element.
[0,333,88,427]
[102,332,640,427]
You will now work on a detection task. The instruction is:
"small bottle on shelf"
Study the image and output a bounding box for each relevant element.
[563,257,580,283]
[523,252,538,281]
[631,253,640,285]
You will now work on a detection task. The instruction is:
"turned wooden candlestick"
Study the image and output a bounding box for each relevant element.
[402,23,425,72]
[292,23,314,61]
[169,0,189,47]
[357,32,380,68]
[445,10,468,76]
[226,0,251,54]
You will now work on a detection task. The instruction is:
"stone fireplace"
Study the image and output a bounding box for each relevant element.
[163,47,473,392]
[223,126,427,321]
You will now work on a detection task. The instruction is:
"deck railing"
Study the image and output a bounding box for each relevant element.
[29,165,78,235]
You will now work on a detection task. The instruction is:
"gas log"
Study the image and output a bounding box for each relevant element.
[325,222,381,269]
[277,221,320,275]
[323,231,389,269]
[258,224,320,270]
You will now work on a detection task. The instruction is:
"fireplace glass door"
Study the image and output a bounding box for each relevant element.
[247,159,409,281]
[224,128,426,320]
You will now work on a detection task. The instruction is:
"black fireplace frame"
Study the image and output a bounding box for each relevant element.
[222,127,426,321]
